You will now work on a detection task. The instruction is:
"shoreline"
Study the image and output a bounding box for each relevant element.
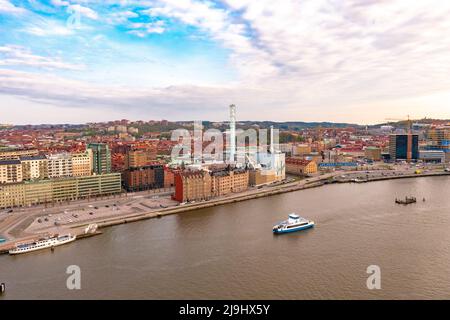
[1,171,449,254]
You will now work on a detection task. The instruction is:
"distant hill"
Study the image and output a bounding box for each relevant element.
[196,121,361,131]
[373,118,450,128]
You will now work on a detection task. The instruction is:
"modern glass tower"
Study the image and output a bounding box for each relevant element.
[87,143,111,174]
[389,134,419,161]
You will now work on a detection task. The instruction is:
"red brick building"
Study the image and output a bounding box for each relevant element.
[173,171,212,202]
[122,165,164,191]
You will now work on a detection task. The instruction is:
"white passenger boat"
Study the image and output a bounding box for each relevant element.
[273,214,315,234]
[9,234,76,255]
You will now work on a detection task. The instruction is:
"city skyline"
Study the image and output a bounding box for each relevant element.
[1,0,450,125]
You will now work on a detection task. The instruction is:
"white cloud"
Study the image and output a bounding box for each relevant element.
[127,20,165,36]
[136,0,450,120]
[22,19,75,36]
[0,0,26,14]
[106,10,139,24]
[51,0,70,6]
[0,45,84,70]
[68,4,98,20]
[3,0,450,123]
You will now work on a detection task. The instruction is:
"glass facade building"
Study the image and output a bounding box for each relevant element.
[389,134,419,161]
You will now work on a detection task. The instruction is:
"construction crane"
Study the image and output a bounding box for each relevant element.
[385,115,413,133]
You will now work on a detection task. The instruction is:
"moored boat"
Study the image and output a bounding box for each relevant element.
[273,214,315,234]
[9,234,76,255]
[395,196,417,205]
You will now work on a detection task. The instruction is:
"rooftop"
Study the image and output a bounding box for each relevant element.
[0,159,21,165]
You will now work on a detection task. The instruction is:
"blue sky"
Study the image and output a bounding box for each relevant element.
[1,0,450,124]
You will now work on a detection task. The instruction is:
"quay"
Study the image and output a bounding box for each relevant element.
[0,227,102,255]
[1,169,449,255]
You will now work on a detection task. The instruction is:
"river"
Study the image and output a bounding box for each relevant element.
[1,176,450,299]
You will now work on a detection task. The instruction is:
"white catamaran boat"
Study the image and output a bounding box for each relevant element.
[273,214,315,234]
[9,234,76,255]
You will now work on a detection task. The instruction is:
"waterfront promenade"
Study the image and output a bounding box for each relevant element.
[1,165,449,254]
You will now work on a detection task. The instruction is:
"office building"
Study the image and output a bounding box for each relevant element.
[419,150,445,163]
[88,143,111,174]
[389,134,419,161]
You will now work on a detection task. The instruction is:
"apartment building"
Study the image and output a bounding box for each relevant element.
[0,148,39,161]
[122,164,164,191]
[0,173,122,208]
[125,147,157,169]
[248,169,277,186]
[211,169,249,197]
[0,160,23,184]
[0,183,25,207]
[20,155,48,180]
[285,158,318,176]
[72,150,93,176]
[47,153,73,178]
[173,171,212,202]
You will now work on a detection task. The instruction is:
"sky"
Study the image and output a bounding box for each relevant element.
[1,0,450,125]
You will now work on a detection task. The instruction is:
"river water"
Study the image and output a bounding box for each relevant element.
[1,176,450,300]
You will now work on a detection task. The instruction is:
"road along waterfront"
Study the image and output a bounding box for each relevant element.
[1,175,450,299]
[0,169,449,254]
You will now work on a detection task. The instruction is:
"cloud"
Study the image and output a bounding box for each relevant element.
[0,0,26,14]
[21,19,75,36]
[2,0,450,123]
[51,0,70,6]
[127,21,165,37]
[0,45,84,70]
[106,10,139,24]
[68,4,98,20]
